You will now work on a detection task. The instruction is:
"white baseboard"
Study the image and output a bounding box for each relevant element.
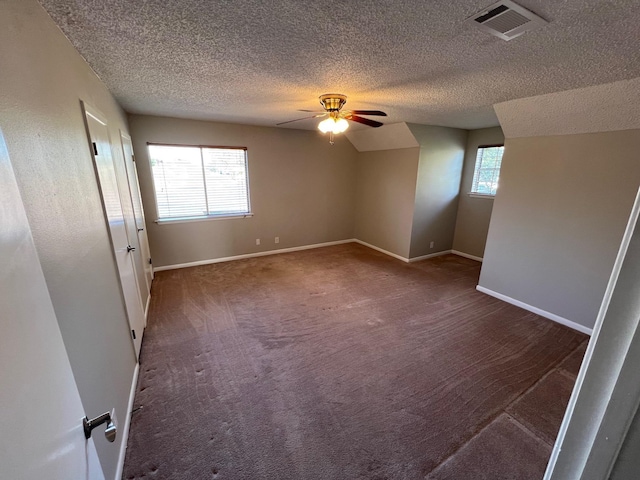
[352,239,410,262]
[451,250,483,262]
[408,250,453,262]
[154,239,480,272]
[114,363,140,480]
[476,285,593,335]
[153,239,355,272]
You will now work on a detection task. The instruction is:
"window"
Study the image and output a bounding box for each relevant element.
[148,144,250,221]
[471,145,504,196]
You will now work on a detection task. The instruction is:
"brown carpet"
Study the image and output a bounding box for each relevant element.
[122,243,587,480]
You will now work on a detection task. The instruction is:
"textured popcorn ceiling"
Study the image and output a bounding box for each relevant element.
[495,77,640,138]
[39,0,640,130]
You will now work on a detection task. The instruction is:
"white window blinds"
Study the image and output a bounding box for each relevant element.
[471,146,504,196]
[149,144,250,220]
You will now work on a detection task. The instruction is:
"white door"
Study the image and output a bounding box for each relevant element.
[120,132,153,306]
[0,131,105,480]
[82,103,144,358]
[112,132,146,314]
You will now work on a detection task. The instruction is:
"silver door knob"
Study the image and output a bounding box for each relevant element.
[83,412,117,442]
[127,245,136,252]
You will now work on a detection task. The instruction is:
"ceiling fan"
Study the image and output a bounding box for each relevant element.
[277,94,387,144]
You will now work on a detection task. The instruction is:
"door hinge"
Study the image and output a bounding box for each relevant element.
[92,142,98,155]
[148,258,152,265]
[131,329,136,340]
[131,154,135,162]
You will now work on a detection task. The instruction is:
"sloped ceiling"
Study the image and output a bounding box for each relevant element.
[39,0,640,130]
[495,77,640,138]
[346,123,419,152]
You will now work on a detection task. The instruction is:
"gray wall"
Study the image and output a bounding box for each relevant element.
[452,127,504,258]
[408,124,467,258]
[0,1,137,478]
[610,407,640,479]
[546,186,640,480]
[479,129,640,329]
[128,115,358,268]
[354,147,420,259]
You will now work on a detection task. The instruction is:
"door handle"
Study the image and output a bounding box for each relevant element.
[127,245,136,252]
[137,228,144,232]
[83,412,117,442]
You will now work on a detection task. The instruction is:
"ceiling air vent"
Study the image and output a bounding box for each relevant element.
[468,0,548,41]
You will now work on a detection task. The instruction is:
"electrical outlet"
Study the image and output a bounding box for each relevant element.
[429,241,435,249]
[275,237,279,244]
[256,238,260,246]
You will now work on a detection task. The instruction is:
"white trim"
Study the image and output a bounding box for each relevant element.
[81,101,108,126]
[451,250,484,262]
[153,239,487,272]
[114,363,140,480]
[408,250,452,262]
[156,213,253,225]
[476,285,593,335]
[153,239,355,272]
[352,239,409,262]
[467,193,496,199]
[143,293,150,326]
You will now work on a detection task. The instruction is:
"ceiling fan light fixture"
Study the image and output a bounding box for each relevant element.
[318,117,349,134]
[319,93,347,112]
[317,117,334,133]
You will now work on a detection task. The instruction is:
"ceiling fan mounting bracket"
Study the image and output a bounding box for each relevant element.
[319,93,347,112]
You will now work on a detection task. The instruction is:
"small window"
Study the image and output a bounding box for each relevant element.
[471,145,504,196]
[149,144,251,221]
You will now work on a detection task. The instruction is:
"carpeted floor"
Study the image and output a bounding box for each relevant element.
[122,243,587,480]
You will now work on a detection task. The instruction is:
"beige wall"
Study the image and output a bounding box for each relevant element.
[354,148,420,259]
[452,127,505,258]
[128,115,358,267]
[408,124,467,258]
[479,129,640,329]
[0,1,137,478]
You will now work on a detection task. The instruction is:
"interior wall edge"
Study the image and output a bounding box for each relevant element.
[451,126,504,259]
[406,124,468,258]
[476,285,593,335]
[353,146,420,260]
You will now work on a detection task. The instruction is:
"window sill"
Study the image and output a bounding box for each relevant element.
[467,193,496,199]
[155,213,253,225]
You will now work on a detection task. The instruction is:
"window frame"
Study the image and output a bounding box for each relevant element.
[469,144,504,198]
[147,142,252,224]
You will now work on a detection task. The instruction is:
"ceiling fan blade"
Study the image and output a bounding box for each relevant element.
[276,113,326,126]
[297,109,325,113]
[349,110,387,116]
[347,115,384,128]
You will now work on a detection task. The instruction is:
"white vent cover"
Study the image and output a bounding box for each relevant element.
[468,0,548,41]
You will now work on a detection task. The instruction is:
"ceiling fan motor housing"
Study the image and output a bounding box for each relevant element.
[319,93,347,112]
